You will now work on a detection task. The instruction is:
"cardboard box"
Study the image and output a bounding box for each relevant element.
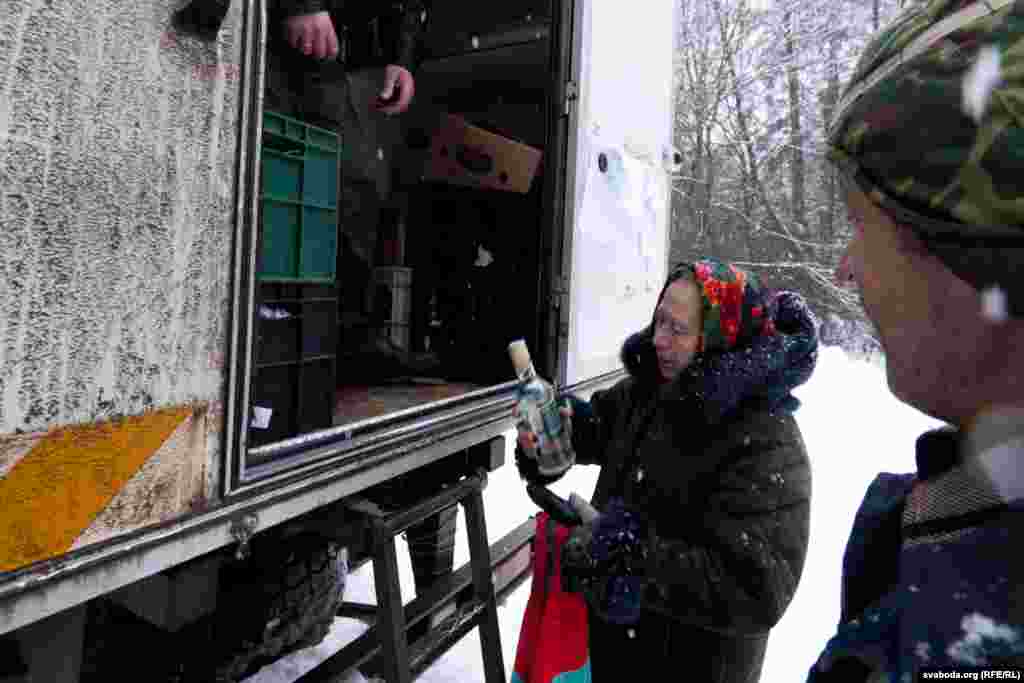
[423,114,542,194]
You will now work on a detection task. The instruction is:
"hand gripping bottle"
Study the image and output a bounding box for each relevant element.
[508,339,575,478]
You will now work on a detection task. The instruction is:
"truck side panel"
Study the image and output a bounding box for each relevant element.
[0,0,241,574]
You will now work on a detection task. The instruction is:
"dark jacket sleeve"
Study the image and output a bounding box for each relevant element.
[391,1,429,70]
[272,1,427,70]
[643,409,811,636]
[566,380,630,468]
[275,0,327,18]
[350,1,430,70]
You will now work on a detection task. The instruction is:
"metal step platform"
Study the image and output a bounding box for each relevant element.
[298,471,534,683]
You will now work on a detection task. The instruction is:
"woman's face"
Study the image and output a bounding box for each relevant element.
[652,279,704,382]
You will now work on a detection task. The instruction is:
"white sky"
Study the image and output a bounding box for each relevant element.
[243,346,944,683]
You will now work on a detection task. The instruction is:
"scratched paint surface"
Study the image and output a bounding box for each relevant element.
[70,408,208,551]
[0,433,41,480]
[0,0,240,433]
[0,406,192,572]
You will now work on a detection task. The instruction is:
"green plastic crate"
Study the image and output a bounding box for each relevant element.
[258,111,340,282]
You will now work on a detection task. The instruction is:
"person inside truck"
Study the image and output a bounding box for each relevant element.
[273,0,429,116]
[267,0,432,201]
[264,2,434,383]
[516,258,819,683]
[804,0,1024,679]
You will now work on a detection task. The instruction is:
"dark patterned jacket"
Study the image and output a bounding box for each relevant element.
[808,419,1024,682]
[568,291,818,682]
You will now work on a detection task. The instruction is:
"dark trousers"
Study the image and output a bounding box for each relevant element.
[265,49,400,200]
[587,610,769,683]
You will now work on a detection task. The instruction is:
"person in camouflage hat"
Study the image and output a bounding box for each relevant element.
[829,0,1024,314]
[812,1,1024,681]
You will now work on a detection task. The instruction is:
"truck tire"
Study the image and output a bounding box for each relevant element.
[208,533,348,682]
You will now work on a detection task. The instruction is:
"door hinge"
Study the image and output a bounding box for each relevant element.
[563,81,578,117]
[552,276,570,337]
[551,275,569,300]
[230,513,259,560]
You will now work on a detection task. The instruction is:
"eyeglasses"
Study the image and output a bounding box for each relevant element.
[653,310,692,338]
[667,262,693,282]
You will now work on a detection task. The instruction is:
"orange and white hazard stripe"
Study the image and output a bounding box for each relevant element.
[0,406,210,573]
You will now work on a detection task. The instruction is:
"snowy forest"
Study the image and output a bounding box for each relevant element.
[668,0,907,348]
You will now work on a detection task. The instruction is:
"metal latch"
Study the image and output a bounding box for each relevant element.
[563,81,579,116]
[551,275,569,299]
[230,513,259,560]
[549,275,571,340]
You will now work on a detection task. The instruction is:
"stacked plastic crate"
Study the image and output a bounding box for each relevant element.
[250,112,340,447]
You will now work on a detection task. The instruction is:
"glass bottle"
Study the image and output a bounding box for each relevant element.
[508,339,575,477]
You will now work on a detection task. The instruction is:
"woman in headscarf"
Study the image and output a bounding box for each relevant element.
[516,259,819,683]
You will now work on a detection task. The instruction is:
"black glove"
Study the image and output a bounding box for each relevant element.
[515,445,566,486]
[561,497,647,625]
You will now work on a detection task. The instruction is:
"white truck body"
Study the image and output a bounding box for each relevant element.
[0,0,676,677]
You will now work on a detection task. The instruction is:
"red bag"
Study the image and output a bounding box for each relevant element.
[511,512,591,683]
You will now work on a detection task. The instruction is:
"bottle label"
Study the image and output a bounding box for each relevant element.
[539,398,563,438]
[516,386,573,476]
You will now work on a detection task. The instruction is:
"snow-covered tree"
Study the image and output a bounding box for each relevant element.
[670,0,905,328]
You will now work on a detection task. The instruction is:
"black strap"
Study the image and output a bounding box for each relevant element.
[543,516,557,600]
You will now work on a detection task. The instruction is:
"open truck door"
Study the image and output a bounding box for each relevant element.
[550,0,679,394]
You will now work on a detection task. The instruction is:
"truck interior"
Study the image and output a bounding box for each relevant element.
[249,2,560,449]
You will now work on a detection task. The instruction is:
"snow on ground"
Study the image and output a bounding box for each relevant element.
[761,347,942,682]
[244,347,944,683]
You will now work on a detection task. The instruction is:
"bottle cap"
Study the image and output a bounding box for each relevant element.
[508,339,532,375]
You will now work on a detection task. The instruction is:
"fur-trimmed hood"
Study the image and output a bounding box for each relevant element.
[620,290,819,423]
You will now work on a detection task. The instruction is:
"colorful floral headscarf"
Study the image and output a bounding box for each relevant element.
[685,259,774,352]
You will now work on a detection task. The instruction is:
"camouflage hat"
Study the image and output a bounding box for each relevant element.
[828,0,1024,315]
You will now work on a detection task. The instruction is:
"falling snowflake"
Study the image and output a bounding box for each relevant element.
[916,642,932,663]
[963,45,1002,123]
[474,246,494,267]
[947,613,1022,666]
[981,286,1008,323]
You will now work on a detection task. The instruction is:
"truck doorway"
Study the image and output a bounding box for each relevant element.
[247,2,558,452]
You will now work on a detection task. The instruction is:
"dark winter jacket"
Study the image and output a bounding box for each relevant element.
[569,291,817,682]
[272,0,429,71]
[808,419,1024,683]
